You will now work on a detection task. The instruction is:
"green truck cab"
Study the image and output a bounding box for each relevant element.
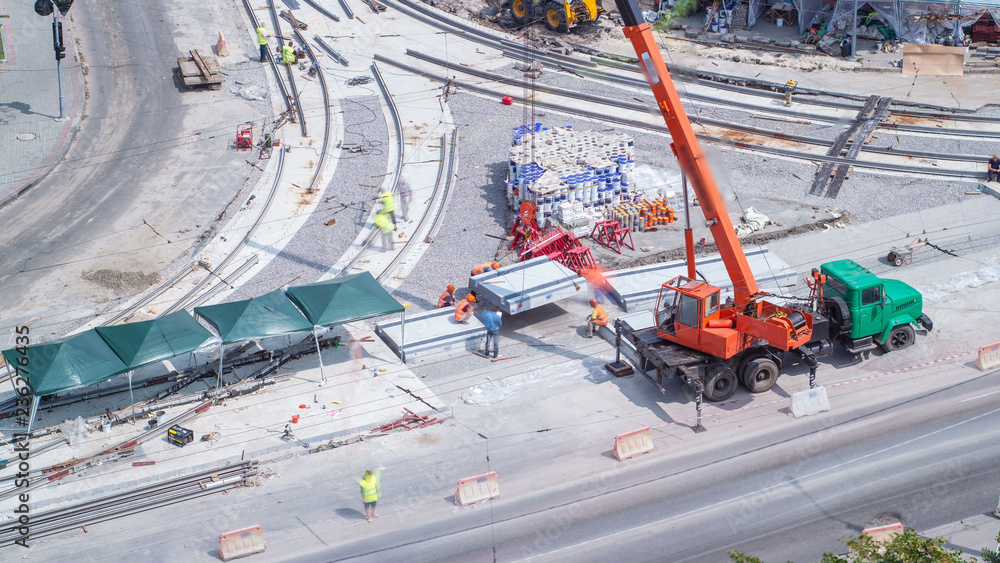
[820,259,933,354]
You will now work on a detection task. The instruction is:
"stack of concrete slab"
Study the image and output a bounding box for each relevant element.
[376,308,486,363]
[469,257,589,315]
[604,248,797,312]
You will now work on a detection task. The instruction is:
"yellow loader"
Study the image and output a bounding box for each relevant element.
[506,0,602,32]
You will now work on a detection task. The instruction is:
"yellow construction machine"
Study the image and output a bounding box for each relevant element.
[506,0,602,32]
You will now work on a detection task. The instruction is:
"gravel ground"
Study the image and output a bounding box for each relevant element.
[237,95,390,299]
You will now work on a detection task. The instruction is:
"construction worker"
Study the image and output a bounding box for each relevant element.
[481,305,502,359]
[471,261,500,277]
[438,284,457,308]
[586,298,609,338]
[357,469,380,523]
[455,293,476,324]
[377,190,396,226]
[282,41,296,64]
[374,212,394,251]
[256,27,270,63]
[398,178,412,222]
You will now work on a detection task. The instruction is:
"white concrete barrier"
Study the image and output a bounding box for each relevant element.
[219,525,264,561]
[790,386,830,418]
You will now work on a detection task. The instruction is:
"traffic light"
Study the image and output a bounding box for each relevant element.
[34,0,53,16]
[54,0,73,15]
[52,20,65,61]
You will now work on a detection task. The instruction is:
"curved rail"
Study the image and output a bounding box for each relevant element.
[371,61,405,197]
[402,49,989,165]
[268,0,308,136]
[242,0,293,113]
[386,0,1000,132]
[373,54,981,180]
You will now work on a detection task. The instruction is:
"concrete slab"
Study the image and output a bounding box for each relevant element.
[376,307,486,362]
[604,247,797,312]
[980,181,1000,199]
[468,257,589,314]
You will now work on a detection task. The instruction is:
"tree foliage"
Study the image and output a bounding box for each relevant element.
[731,528,986,563]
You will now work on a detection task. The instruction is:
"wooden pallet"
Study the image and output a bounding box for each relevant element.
[177,49,224,90]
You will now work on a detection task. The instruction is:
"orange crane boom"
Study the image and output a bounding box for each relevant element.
[616,0,758,305]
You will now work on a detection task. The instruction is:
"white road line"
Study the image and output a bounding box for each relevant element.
[516,404,1000,562]
[959,388,1000,403]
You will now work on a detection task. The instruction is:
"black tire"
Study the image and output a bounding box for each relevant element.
[886,251,897,263]
[703,365,737,402]
[510,0,528,23]
[825,296,851,338]
[894,257,904,266]
[543,2,567,32]
[741,357,779,393]
[883,324,915,351]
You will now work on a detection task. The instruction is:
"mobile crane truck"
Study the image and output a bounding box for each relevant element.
[606,0,932,426]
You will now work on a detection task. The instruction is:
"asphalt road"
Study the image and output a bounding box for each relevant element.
[20,362,1000,563]
[296,367,1000,563]
[0,1,257,338]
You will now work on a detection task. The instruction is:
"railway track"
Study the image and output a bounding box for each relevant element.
[385,0,1000,142]
[375,54,983,181]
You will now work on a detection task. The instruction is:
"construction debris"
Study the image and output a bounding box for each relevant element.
[370,408,442,432]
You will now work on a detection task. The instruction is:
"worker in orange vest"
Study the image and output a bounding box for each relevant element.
[455,293,476,324]
[471,261,500,277]
[438,284,457,308]
[586,298,609,338]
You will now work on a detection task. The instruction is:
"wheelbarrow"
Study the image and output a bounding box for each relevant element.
[887,238,928,266]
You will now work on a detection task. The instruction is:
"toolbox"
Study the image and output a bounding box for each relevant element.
[167,425,194,447]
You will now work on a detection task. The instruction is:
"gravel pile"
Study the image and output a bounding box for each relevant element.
[238,95,390,299]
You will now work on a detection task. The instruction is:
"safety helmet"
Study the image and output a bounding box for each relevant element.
[589,299,598,306]
[467,294,476,302]
[447,284,455,291]
[492,261,500,269]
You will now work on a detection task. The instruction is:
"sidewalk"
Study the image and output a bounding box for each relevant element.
[924,513,1000,558]
[0,1,84,207]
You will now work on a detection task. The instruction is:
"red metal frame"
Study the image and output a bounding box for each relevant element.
[591,220,635,254]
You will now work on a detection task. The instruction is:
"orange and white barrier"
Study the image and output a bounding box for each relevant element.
[612,427,653,461]
[455,472,499,506]
[861,522,903,544]
[975,342,1000,371]
[219,525,265,561]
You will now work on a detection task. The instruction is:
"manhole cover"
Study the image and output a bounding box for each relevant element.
[16,133,37,141]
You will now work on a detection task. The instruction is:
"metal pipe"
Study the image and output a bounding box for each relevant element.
[682,174,695,279]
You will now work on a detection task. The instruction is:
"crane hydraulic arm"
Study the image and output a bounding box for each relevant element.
[613,0,759,306]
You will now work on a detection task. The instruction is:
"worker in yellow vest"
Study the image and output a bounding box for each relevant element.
[374,212,394,251]
[357,469,380,523]
[256,27,270,63]
[586,298,609,338]
[377,190,396,226]
[282,41,296,64]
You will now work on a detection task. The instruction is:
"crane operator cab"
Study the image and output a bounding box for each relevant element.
[655,276,721,340]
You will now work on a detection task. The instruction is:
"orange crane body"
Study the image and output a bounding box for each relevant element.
[615,0,812,359]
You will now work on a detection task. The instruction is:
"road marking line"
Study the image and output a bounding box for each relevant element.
[959,388,1000,403]
[518,403,1000,562]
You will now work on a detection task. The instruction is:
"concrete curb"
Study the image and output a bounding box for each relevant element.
[26,406,453,513]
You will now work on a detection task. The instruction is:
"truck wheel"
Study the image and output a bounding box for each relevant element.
[703,365,737,402]
[884,324,915,351]
[825,296,851,338]
[510,0,528,23]
[741,358,779,393]
[887,251,897,263]
[544,2,568,31]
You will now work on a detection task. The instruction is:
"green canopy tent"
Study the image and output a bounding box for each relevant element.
[2,330,130,434]
[195,289,314,387]
[95,310,215,422]
[285,272,407,382]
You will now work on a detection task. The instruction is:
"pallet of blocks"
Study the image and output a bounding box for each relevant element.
[177,49,224,90]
